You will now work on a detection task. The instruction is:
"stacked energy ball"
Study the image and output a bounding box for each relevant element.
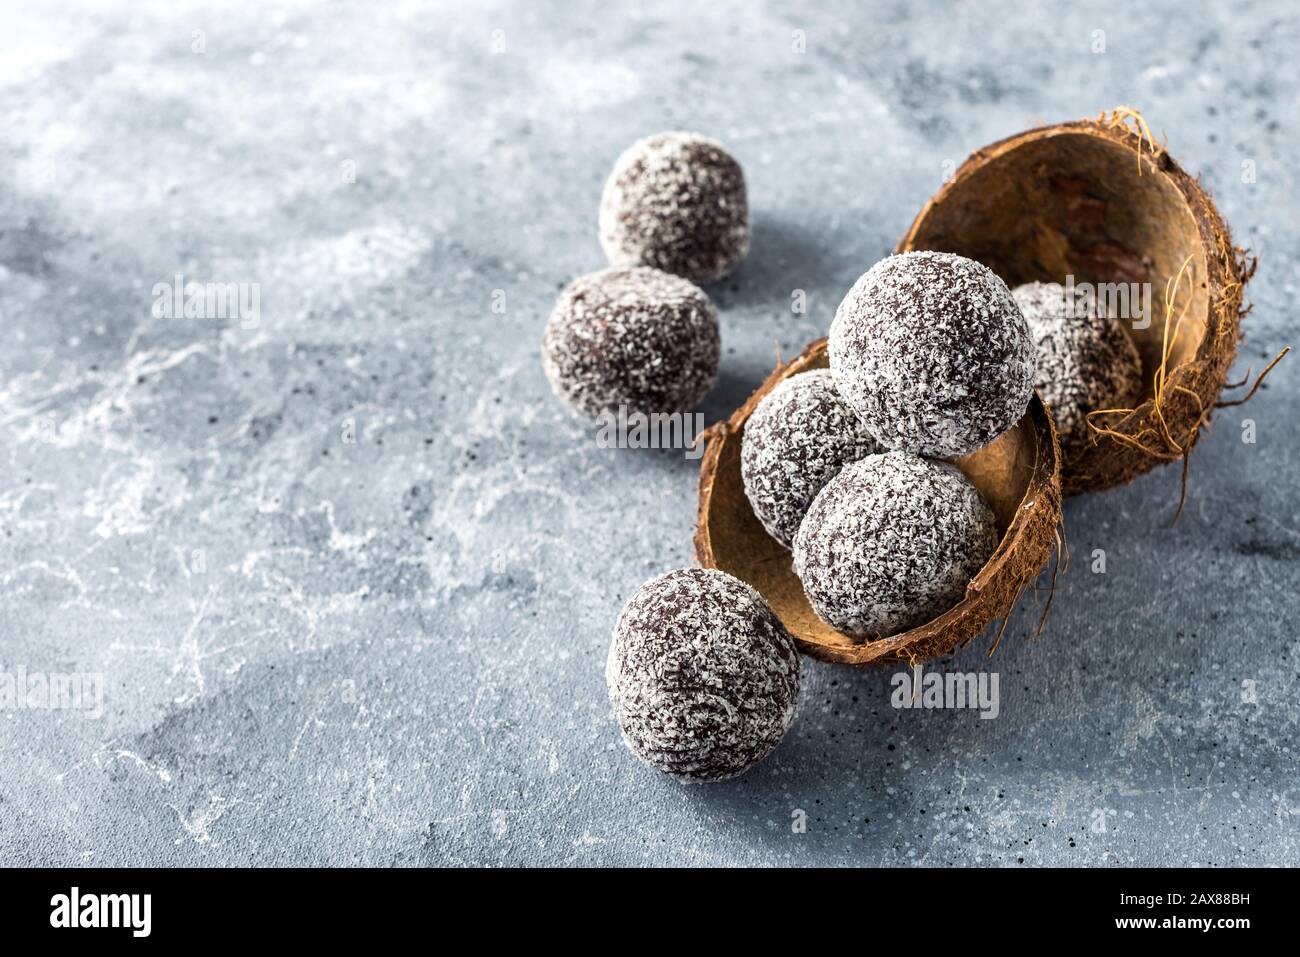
[548,132,1151,784]
[542,132,748,421]
[745,251,1033,640]
[1011,281,1143,459]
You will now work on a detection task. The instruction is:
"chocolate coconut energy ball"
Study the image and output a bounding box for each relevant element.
[830,252,1036,458]
[599,132,749,284]
[542,266,720,420]
[793,451,998,640]
[606,568,800,782]
[1012,281,1144,458]
[741,369,881,548]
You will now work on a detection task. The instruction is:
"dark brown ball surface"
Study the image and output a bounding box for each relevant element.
[606,568,800,782]
[793,452,998,639]
[741,369,881,548]
[542,266,719,420]
[1012,281,1144,457]
[830,252,1035,457]
[599,132,749,284]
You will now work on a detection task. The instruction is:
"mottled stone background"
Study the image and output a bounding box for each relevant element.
[1,1,1296,866]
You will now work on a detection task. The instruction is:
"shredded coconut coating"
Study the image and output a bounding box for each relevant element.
[542,266,720,420]
[830,251,1036,457]
[793,451,998,640]
[741,370,881,548]
[606,568,801,782]
[599,132,750,284]
[1012,281,1144,457]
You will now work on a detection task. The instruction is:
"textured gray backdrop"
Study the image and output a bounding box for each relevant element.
[1,1,1296,866]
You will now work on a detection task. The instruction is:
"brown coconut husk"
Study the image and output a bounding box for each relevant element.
[898,107,1279,501]
[694,338,1063,668]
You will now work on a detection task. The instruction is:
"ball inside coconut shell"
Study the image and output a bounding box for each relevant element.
[898,109,1255,497]
[695,338,1062,668]
[741,369,881,549]
[793,451,999,640]
[1012,281,1144,460]
[829,251,1036,458]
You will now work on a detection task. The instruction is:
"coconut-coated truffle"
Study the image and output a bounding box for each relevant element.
[599,132,749,284]
[1012,281,1144,458]
[542,266,720,420]
[830,252,1036,458]
[741,369,881,548]
[793,452,998,640]
[606,568,800,782]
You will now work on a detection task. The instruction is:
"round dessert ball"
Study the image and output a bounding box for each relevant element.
[1012,281,1144,458]
[741,369,881,548]
[599,132,749,284]
[830,251,1036,458]
[542,266,720,420]
[606,568,800,782]
[793,451,998,640]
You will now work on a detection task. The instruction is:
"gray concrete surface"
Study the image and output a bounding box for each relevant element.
[0,1,1296,867]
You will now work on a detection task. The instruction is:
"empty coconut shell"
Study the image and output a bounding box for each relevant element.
[898,107,1259,498]
[694,338,1062,668]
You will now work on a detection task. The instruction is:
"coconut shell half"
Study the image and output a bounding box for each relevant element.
[694,339,1062,668]
[898,108,1256,497]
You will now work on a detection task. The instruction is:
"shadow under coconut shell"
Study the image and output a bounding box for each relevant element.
[697,364,767,425]
[582,368,769,475]
[657,625,1039,803]
[661,599,1062,804]
[672,522,1234,810]
[707,211,874,313]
